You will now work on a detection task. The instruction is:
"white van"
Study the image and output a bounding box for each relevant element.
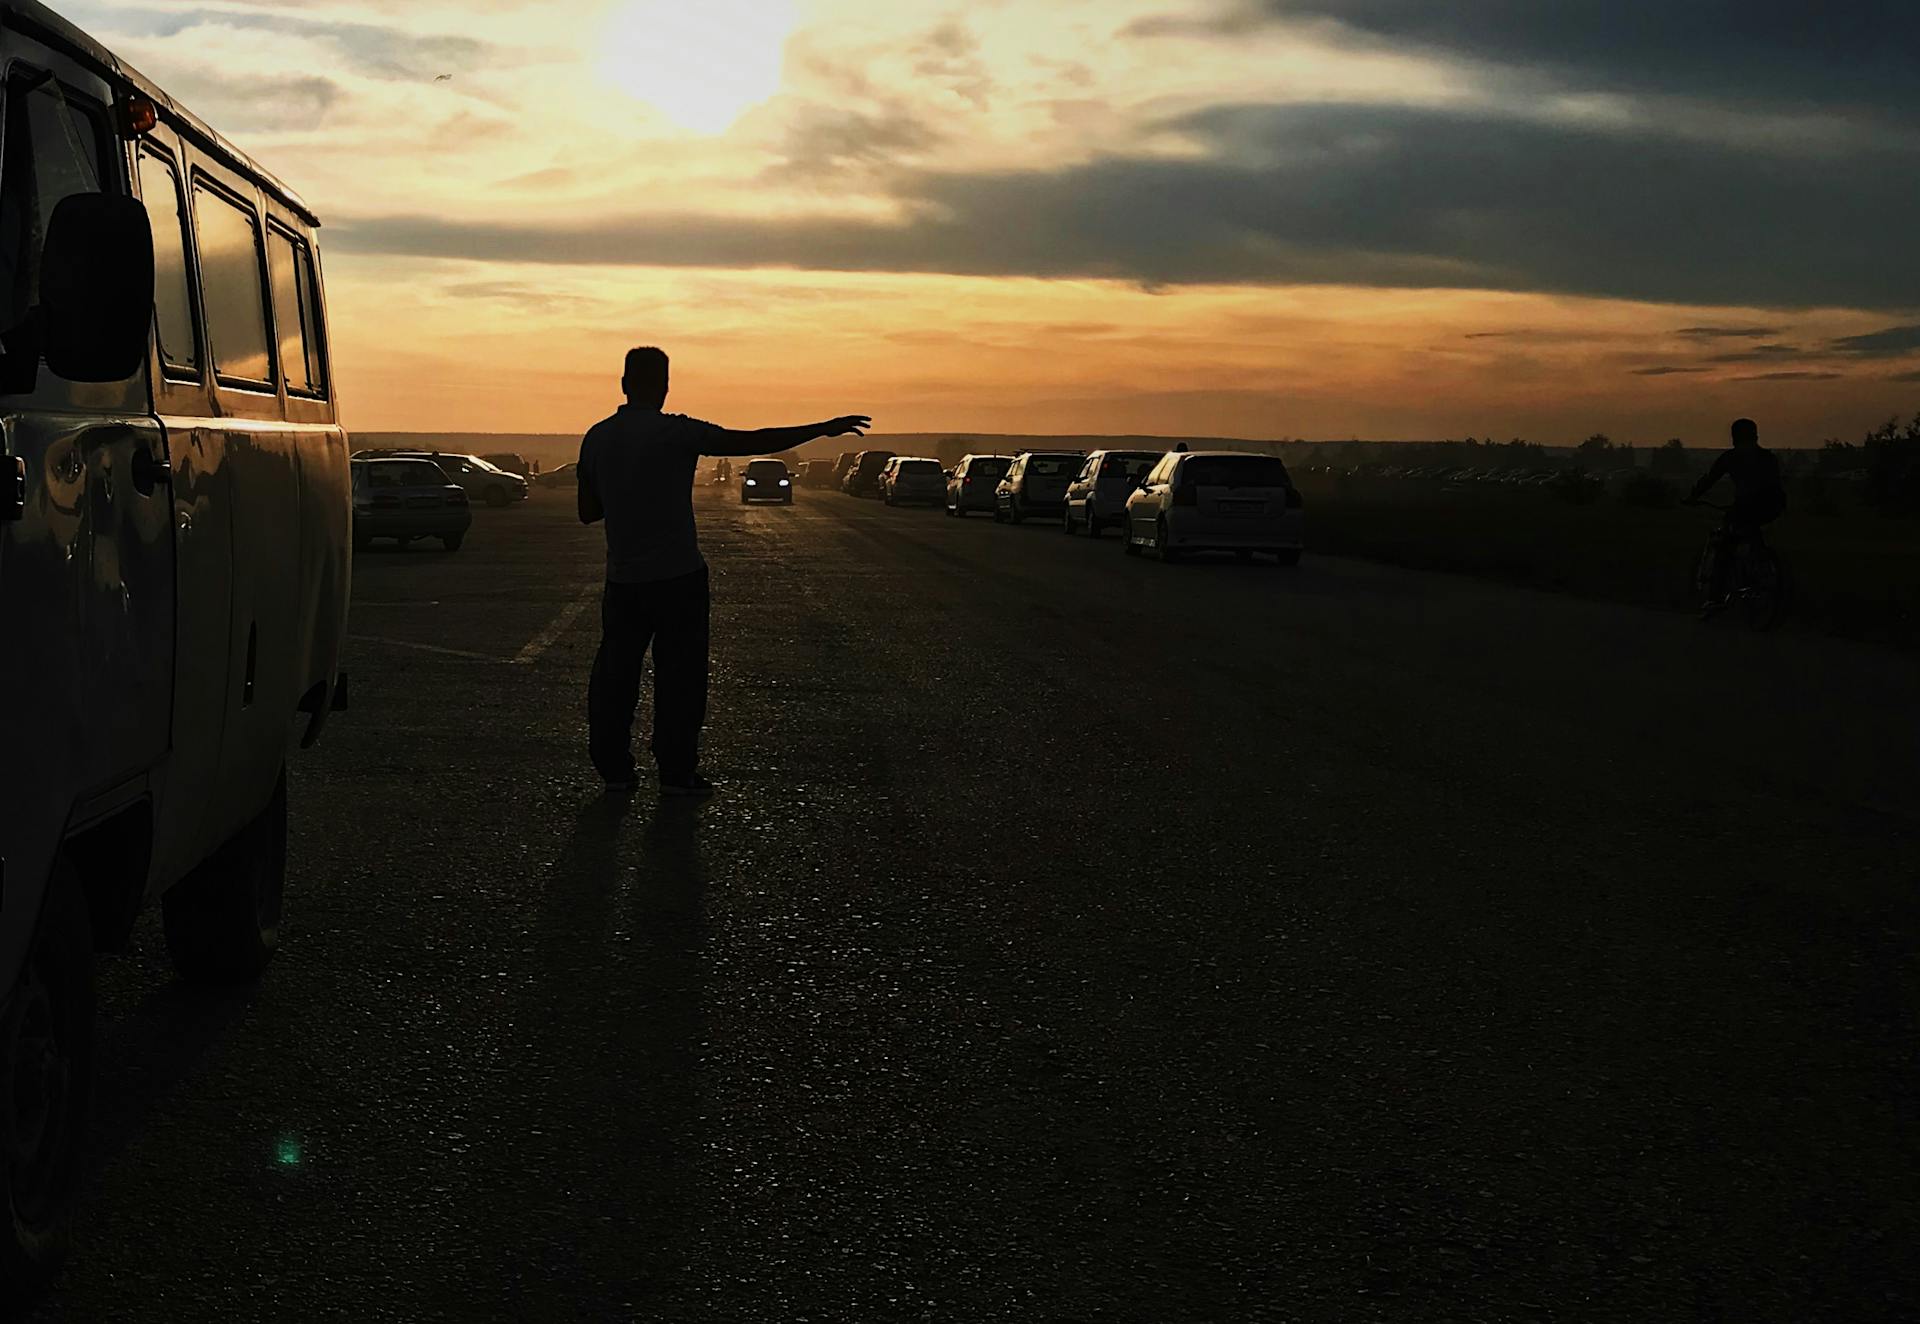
[0,1,349,1290]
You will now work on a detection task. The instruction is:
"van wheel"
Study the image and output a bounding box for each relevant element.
[1124,531,1141,557]
[1007,503,1024,525]
[1157,519,1182,563]
[0,858,93,1303]
[485,487,509,508]
[442,534,464,552]
[163,770,286,986]
[1086,511,1102,540]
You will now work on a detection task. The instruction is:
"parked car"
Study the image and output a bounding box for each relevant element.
[741,458,794,504]
[352,458,472,551]
[831,451,861,489]
[388,451,528,506]
[1063,450,1161,537]
[1123,451,1304,564]
[845,449,896,497]
[539,461,580,487]
[994,451,1085,523]
[882,457,946,506]
[946,454,1012,516]
[0,8,350,1285]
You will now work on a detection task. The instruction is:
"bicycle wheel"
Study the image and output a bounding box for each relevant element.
[1743,546,1786,631]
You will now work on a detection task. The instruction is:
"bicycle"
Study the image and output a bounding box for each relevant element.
[1684,499,1787,630]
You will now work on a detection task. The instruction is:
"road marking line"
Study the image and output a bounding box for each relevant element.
[349,635,505,663]
[512,584,598,666]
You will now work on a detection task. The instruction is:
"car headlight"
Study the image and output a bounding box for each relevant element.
[745,479,758,486]
[779,479,791,486]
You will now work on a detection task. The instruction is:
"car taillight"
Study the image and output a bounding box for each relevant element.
[447,489,468,506]
[1285,487,1303,509]
[371,493,399,508]
[1171,483,1196,506]
[963,476,975,485]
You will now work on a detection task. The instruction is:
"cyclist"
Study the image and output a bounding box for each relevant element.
[1686,417,1785,605]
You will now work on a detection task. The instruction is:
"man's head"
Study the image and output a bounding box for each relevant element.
[1731,417,1759,448]
[623,346,669,408]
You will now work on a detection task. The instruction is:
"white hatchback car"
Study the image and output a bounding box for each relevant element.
[1123,451,1304,564]
[882,456,947,506]
[1062,450,1161,538]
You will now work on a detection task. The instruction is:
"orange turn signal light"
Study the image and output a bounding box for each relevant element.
[117,94,158,139]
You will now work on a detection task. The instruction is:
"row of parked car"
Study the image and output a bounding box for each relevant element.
[813,447,1306,563]
[348,449,532,552]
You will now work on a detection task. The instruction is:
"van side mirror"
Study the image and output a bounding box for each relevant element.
[40,193,155,384]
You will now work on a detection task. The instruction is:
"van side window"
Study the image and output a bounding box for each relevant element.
[267,228,325,396]
[0,76,107,333]
[192,180,273,386]
[138,151,201,378]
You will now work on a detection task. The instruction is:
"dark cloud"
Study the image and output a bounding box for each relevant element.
[1675,326,1783,339]
[1730,371,1844,381]
[333,102,1920,310]
[765,104,943,182]
[100,6,492,80]
[1706,343,1802,363]
[1141,1,1920,124]
[1829,324,1920,357]
[1631,366,1711,376]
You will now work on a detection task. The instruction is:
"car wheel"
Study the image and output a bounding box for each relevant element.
[1007,501,1024,525]
[1273,548,1302,567]
[485,486,509,508]
[1086,509,1102,540]
[353,529,371,553]
[1156,518,1182,563]
[1062,506,1075,534]
[784,494,793,505]
[0,858,93,1302]
[162,769,286,986]
[1124,526,1142,557]
[992,506,1004,523]
[442,534,464,552]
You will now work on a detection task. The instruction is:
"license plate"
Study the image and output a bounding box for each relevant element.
[1220,499,1265,516]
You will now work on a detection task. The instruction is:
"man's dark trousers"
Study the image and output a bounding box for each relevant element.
[587,567,710,782]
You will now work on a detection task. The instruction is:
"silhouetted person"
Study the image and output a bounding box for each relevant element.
[578,346,869,795]
[1687,417,1785,602]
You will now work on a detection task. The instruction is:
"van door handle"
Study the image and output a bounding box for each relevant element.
[130,445,172,496]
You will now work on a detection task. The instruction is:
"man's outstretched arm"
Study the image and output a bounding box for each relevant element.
[701,415,872,457]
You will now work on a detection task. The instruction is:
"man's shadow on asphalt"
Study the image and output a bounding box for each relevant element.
[487,792,713,1307]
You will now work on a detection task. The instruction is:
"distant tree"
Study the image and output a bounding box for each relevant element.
[1862,412,1920,515]
[1577,433,1612,455]
[1649,438,1689,475]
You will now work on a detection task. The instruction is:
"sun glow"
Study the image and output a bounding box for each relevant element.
[599,0,798,135]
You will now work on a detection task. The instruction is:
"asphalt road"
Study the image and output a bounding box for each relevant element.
[36,485,1919,1322]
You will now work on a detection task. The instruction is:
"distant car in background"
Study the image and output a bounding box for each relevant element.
[352,458,472,552]
[845,450,897,497]
[882,457,946,506]
[384,451,529,507]
[742,458,794,504]
[480,452,535,479]
[1123,451,1304,564]
[1063,450,1161,537]
[994,451,1085,523]
[539,462,580,487]
[831,451,861,489]
[946,454,1012,517]
[802,459,837,488]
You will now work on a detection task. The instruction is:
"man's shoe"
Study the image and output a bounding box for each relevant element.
[659,773,716,798]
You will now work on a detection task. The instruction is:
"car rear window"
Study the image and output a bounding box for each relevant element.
[1100,456,1156,481]
[1181,456,1293,488]
[968,458,1009,476]
[899,460,941,474]
[1026,456,1081,477]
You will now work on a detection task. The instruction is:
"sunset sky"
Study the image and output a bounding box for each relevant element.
[64,0,1920,443]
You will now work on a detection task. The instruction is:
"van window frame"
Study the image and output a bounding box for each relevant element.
[136,143,204,383]
[265,218,328,400]
[188,169,277,394]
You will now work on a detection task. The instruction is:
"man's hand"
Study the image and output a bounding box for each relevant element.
[822,415,872,438]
